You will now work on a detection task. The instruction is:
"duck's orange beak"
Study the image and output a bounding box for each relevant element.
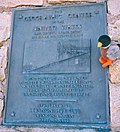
[98,42,103,47]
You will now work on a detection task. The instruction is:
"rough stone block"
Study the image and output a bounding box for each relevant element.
[108,20,120,41]
[107,14,120,36]
[31,128,96,132]
[0,0,43,7]
[109,60,120,83]
[108,0,120,16]
[0,99,3,117]
[109,83,120,127]
[6,128,96,132]
[0,45,8,81]
[0,92,3,100]
[0,12,11,43]
[0,127,16,132]
[0,82,3,92]
[114,19,120,30]
[47,0,61,4]
[107,14,118,25]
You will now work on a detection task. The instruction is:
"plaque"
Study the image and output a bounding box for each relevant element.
[3,2,110,131]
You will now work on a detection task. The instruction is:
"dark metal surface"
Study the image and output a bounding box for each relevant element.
[3,2,110,131]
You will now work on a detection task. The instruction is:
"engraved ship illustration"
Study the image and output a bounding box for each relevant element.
[23,39,90,73]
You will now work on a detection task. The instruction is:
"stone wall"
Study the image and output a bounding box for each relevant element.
[0,0,120,131]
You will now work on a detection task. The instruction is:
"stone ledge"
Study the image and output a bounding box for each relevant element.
[60,0,97,2]
[0,0,43,8]
[48,0,100,4]
[47,0,61,4]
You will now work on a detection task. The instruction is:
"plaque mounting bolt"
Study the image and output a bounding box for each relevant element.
[19,15,23,19]
[34,27,37,31]
[94,10,99,14]
[11,112,16,117]
[96,114,101,119]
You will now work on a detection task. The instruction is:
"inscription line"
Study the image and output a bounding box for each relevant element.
[34,99,77,102]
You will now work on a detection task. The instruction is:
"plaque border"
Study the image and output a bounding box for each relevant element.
[3,2,110,131]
